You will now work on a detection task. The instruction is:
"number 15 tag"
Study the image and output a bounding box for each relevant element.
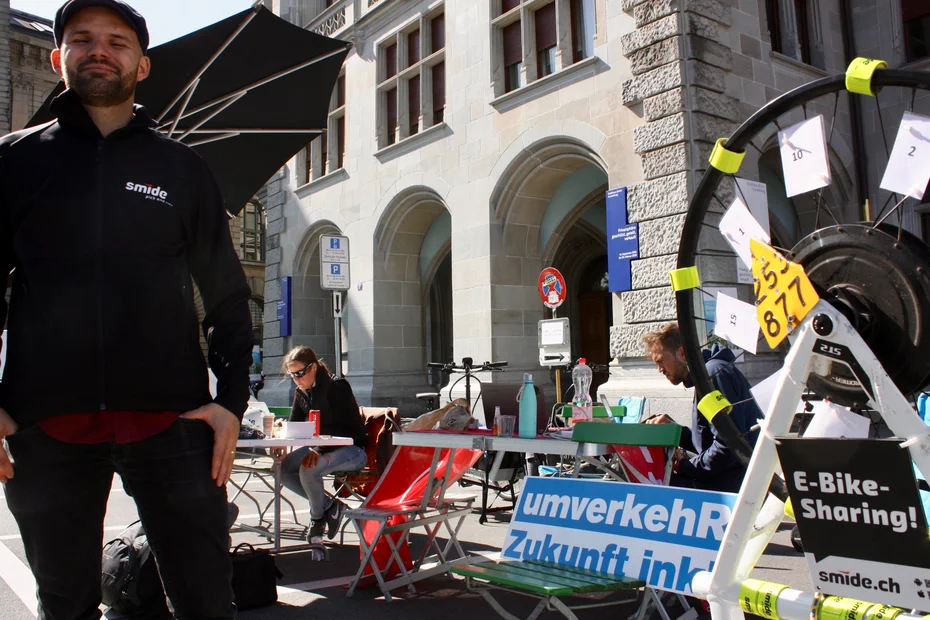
[750,239,820,348]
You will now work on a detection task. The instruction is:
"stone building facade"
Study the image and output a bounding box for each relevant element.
[262,0,930,417]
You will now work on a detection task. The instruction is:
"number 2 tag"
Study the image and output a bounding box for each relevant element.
[879,111,930,199]
[750,239,820,348]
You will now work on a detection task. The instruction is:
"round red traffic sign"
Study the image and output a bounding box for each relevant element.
[538,267,567,309]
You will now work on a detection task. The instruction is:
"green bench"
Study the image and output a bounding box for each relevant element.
[451,559,644,620]
[451,421,691,620]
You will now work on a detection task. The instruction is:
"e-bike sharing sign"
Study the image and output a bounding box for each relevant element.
[502,477,737,595]
[778,438,930,610]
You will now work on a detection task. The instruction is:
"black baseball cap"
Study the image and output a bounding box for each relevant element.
[54,0,149,54]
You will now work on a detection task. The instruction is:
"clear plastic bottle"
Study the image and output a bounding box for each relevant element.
[493,406,502,436]
[518,373,537,438]
[571,358,593,424]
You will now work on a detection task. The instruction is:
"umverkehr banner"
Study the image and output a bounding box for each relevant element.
[502,477,737,595]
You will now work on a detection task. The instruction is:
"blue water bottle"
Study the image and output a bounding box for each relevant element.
[518,373,537,438]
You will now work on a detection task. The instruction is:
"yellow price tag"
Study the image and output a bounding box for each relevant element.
[750,239,819,348]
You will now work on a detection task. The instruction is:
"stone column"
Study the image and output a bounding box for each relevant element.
[601,0,738,422]
[260,168,289,405]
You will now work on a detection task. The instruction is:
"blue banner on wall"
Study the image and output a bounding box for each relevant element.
[606,188,639,292]
[503,477,737,595]
[277,276,292,337]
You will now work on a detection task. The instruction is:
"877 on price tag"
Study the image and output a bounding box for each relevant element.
[750,239,820,348]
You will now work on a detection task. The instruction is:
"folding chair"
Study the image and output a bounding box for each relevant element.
[330,406,400,504]
[345,443,482,601]
[228,452,301,538]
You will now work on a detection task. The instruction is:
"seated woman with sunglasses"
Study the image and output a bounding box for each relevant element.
[278,346,368,543]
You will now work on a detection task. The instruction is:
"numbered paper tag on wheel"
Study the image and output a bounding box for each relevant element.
[879,111,930,199]
[750,238,820,348]
[778,115,831,197]
[714,292,760,354]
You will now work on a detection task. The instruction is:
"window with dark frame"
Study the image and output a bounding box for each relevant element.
[408,75,421,136]
[570,0,595,62]
[764,0,823,69]
[904,0,930,62]
[503,20,522,92]
[386,87,397,146]
[432,62,445,124]
[431,13,445,53]
[377,8,446,149]
[501,0,520,15]
[303,69,346,183]
[408,30,421,66]
[241,201,264,262]
[535,3,557,78]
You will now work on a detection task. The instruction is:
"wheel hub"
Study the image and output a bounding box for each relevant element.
[787,224,930,408]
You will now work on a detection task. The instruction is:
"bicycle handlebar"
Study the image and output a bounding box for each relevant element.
[427,359,509,373]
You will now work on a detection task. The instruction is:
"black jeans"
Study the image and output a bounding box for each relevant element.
[4,417,235,620]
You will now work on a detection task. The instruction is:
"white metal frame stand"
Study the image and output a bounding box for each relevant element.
[691,300,930,620]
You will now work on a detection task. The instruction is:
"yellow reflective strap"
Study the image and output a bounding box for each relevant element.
[669,266,701,291]
[870,606,904,620]
[708,137,745,174]
[818,597,878,620]
[739,579,787,620]
[697,390,732,422]
[845,57,888,96]
[784,498,795,519]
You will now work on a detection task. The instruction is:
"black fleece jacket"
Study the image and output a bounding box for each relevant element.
[290,371,368,451]
[0,89,253,424]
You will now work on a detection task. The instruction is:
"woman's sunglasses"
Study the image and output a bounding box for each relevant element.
[287,362,315,379]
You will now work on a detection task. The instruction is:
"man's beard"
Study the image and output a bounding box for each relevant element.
[65,59,136,107]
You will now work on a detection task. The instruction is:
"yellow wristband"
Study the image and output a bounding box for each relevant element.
[709,137,745,174]
[697,390,732,422]
[669,266,701,291]
[845,57,888,96]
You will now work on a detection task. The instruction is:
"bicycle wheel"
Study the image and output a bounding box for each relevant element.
[676,62,930,488]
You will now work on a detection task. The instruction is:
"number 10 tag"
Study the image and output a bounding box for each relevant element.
[778,115,831,198]
[750,239,820,348]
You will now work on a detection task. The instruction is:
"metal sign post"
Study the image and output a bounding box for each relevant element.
[320,235,350,377]
[538,268,568,401]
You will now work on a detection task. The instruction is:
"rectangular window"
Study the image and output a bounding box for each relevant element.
[378,8,445,150]
[535,3,557,77]
[408,29,421,66]
[922,212,930,244]
[765,0,823,69]
[408,75,420,136]
[431,13,445,53]
[386,87,397,146]
[320,130,328,175]
[336,116,345,170]
[432,62,445,125]
[503,20,522,92]
[385,43,398,79]
[904,0,930,62]
[336,73,346,107]
[241,202,264,262]
[765,0,783,54]
[502,0,520,15]
[571,0,595,62]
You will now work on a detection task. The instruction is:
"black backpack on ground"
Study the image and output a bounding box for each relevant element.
[101,521,172,618]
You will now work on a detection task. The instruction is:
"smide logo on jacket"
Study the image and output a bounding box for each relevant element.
[125,181,173,207]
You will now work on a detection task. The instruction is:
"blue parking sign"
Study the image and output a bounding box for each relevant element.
[332,264,341,274]
[331,238,340,249]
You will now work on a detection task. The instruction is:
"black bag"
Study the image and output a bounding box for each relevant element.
[229,543,282,610]
[101,521,171,617]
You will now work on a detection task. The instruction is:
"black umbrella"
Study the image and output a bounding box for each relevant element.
[29,3,350,216]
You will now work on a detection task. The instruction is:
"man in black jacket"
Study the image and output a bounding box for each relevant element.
[642,323,763,493]
[0,2,252,618]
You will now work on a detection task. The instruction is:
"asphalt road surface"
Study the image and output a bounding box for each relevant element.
[0,466,812,620]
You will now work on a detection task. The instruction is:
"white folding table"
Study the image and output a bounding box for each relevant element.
[234,436,352,552]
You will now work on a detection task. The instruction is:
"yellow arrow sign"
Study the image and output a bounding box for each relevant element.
[750,239,820,348]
